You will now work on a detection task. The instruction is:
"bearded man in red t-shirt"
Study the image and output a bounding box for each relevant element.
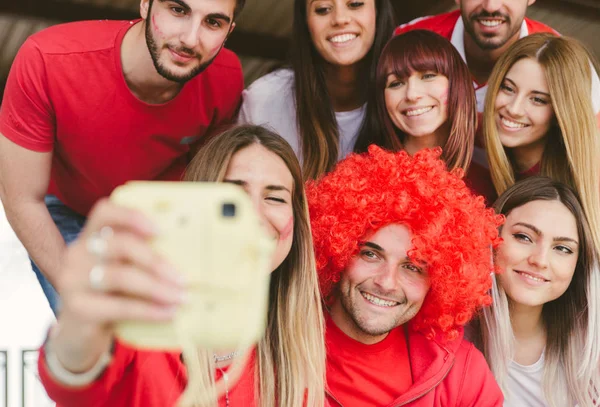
[0,0,245,315]
[308,146,505,407]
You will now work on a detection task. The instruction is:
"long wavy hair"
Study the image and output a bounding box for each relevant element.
[308,146,502,341]
[291,0,395,179]
[356,30,476,172]
[481,176,600,407]
[483,33,600,259]
[183,125,326,407]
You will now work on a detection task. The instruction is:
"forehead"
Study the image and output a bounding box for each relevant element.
[505,200,578,238]
[362,224,413,252]
[504,58,548,92]
[225,144,294,188]
[160,0,236,15]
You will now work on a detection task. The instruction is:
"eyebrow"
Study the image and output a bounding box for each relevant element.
[513,222,579,245]
[224,179,291,194]
[160,0,232,23]
[504,77,551,98]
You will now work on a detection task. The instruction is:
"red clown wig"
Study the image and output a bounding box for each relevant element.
[307,146,503,340]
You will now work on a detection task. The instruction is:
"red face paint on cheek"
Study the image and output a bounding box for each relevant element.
[151,15,164,37]
[279,217,294,241]
[441,92,449,106]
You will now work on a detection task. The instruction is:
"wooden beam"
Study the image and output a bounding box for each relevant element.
[534,0,600,16]
[0,0,288,60]
[393,0,455,25]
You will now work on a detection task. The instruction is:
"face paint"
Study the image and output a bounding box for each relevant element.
[280,216,294,241]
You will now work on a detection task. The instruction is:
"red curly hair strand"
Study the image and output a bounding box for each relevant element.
[307,146,503,340]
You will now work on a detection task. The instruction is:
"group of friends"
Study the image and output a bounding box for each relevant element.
[0,0,599,405]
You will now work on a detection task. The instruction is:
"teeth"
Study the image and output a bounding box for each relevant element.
[501,117,527,129]
[405,106,433,117]
[330,34,357,43]
[517,271,547,283]
[480,20,503,27]
[362,292,398,307]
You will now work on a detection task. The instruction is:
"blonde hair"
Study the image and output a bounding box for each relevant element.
[483,33,600,253]
[481,177,600,407]
[182,125,326,407]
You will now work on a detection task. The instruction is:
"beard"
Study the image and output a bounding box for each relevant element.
[144,15,222,83]
[462,10,521,51]
[339,286,409,337]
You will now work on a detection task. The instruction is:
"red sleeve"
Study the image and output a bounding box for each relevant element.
[38,340,135,407]
[0,38,55,152]
[457,344,503,407]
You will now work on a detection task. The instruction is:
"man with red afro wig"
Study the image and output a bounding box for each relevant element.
[307,146,504,407]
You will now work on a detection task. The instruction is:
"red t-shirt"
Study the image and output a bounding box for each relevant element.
[38,340,256,407]
[325,315,412,407]
[0,20,243,216]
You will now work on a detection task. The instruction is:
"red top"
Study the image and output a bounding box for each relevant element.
[465,161,498,207]
[0,20,243,216]
[325,316,412,407]
[38,340,256,406]
[326,319,503,407]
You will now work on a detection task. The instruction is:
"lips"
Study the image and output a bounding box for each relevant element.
[328,33,358,44]
[499,114,529,131]
[168,47,196,62]
[361,291,400,307]
[403,106,434,117]
[514,269,550,285]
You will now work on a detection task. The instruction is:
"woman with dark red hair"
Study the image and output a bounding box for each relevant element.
[307,146,504,406]
[355,30,496,204]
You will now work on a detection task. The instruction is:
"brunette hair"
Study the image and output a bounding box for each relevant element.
[308,146,502,340]
[356,30,476,172]
[481,176,600,407]
[291,0,396,179]
[183,125,326,407]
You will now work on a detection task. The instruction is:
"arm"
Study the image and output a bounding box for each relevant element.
[0,38,64,285]
[37,200,185,404]
[0,134,65,286]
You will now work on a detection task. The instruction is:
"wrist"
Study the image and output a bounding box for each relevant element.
[43,323,113,387]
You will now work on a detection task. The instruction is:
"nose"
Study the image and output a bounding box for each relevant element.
[505,94,526,118]
[331,6,351,26]
[372,262,399,292]
[249,194,271,235]
[405,77,424,102]
[528,244,550,270]
[481,0,502,13]
[179,17,202,49]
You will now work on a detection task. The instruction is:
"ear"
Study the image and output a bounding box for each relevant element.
[140,0,150,20]
[527,0,536,5]
[224,22,236,43]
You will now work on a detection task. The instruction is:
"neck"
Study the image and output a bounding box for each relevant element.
[330,299,389,345]
[510,301,544,339]
[508,138,546,173]
[403,126,448,156]
[463,31,521,84]
[509,300,546,364]
[120,21,183,104]
[323,62,365,112]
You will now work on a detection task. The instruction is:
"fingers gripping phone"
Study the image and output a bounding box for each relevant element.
[110,181,275,351]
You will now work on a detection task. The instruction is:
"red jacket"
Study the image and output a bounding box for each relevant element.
[326,326,503,407]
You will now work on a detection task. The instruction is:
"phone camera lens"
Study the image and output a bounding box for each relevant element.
[222,203,236,217]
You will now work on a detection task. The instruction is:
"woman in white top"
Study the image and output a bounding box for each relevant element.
[238,0,395,179]
[480,176,600,406]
